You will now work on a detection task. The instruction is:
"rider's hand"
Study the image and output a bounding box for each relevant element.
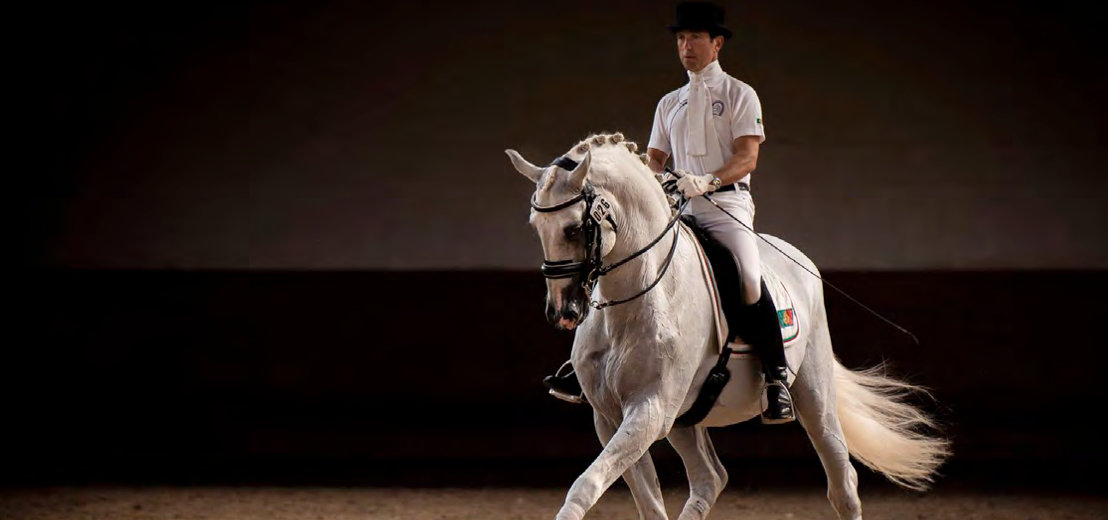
[676,172,720,198]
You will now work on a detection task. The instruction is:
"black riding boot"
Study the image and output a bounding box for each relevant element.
[543,360,586,404]
[748,279,796,424]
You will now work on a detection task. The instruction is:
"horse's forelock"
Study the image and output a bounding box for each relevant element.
[533,166,579,208]
[539,166,558,193]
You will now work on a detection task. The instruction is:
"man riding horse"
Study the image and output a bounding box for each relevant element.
[544,1,795,424]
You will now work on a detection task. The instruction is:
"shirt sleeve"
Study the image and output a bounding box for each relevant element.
[730,85,766,144]
[647,96,672,155]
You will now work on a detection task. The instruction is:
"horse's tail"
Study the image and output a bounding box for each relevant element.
[833,359,951,491]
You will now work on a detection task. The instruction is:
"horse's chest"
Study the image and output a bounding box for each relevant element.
[575,341,669,412]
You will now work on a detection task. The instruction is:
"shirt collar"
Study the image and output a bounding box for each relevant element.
[687,60,725,87]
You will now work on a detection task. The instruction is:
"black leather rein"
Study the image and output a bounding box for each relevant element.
[530,156,688,309]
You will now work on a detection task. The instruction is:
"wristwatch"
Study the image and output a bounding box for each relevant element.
[710,176,723,190]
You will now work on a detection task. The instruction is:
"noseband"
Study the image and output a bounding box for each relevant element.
[531,156,686,309]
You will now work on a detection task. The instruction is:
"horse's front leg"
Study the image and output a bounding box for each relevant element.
[556,398,668,520]
[593,411,668,520]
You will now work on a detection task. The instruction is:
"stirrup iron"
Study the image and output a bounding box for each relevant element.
[543,361,586,404]
[760,379,796,425]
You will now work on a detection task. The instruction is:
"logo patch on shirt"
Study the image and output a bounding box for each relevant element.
[756,117,762,125]
[711,100,724,116]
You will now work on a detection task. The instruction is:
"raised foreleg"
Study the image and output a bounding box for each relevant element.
[556,398,667,520]
[593,411,668,520]
[666,425,728,520]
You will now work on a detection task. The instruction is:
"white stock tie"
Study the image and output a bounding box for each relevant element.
[687,75,709,156]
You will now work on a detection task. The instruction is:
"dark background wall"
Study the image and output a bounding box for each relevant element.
[12,0,1108,492]
[7,270,1107,490]
[22,0,1108,269]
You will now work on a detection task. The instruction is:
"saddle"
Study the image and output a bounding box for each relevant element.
[679,215,799,352]
[672,216,801,426]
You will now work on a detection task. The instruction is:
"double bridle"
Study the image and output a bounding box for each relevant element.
[530,156,687,309]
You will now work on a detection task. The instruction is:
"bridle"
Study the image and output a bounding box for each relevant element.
[530,155,687,309]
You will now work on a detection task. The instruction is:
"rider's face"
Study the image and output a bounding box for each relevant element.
[676,30,723,73]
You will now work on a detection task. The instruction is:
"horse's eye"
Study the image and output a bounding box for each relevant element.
[564,224,582,239]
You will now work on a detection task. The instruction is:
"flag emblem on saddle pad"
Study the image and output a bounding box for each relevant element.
[777,309,795,328]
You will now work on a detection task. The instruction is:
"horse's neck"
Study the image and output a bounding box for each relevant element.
[595,190,679,307]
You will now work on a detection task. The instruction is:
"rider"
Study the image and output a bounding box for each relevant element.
[544,1,795,424]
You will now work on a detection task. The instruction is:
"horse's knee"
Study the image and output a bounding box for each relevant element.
[627,399,669,440]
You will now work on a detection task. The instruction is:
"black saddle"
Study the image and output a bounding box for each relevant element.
[680,215,751,345]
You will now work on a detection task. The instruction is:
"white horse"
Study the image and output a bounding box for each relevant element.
[506,133,950,520]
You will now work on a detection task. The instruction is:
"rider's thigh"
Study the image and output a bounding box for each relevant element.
[690,190,755,232]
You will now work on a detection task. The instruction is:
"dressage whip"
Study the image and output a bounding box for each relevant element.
[665,167,921,346]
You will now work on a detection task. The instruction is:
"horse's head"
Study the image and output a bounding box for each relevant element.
[506,147,619,330]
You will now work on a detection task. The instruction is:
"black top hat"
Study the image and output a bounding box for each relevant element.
[667,2,732,40]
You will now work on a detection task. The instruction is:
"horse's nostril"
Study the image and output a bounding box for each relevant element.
[563,304,580,321]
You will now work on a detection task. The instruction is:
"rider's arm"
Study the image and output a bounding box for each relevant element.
[646,148,669,174]
[710,136,759,185]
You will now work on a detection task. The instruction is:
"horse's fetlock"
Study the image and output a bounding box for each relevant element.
[555,500,586,520]
[678,496,713,520]
[829,487,862,520]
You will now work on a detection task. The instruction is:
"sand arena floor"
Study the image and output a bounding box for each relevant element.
[2,486,1106,520]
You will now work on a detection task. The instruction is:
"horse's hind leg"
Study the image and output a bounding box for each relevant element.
[794,327,862,520]
[593,412,668,520]
[666,425,728,520]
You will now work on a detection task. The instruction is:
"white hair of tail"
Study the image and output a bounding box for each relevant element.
[834,361,950,490]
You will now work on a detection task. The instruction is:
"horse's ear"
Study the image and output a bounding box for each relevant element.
[505,149,544,183]
[567,150,591,190]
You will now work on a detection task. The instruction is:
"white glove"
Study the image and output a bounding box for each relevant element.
[676,172,719,198]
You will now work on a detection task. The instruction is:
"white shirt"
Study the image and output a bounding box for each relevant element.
[648,60,765,186]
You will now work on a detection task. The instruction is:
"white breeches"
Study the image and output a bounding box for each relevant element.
[683,190,762,305]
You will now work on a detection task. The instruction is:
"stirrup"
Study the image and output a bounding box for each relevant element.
[760,380,796,425]
[543,361,586,404]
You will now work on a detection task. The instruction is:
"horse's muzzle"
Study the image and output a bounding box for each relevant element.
[546,283,589,330]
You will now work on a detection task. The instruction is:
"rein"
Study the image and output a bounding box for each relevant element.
[531,156,688,309]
